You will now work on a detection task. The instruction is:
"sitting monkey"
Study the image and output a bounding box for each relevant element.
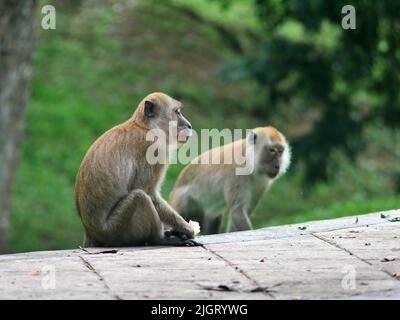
[170,126,291,234]
[75,92,201,247]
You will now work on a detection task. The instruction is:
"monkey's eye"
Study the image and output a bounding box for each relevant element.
[175,109,181,115]
[270,148,277,154]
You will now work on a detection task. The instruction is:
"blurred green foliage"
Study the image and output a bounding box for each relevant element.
[10,0,400,252]
[219,0,400,182]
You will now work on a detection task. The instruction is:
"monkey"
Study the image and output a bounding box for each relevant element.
[75,92,201,247]
[170,126,291,235]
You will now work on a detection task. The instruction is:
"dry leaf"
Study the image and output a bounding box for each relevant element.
[198,283,270,293]
[381,256,397,262]
[29,271,41,276]
[200,284,235,292]
[249,286,269,293]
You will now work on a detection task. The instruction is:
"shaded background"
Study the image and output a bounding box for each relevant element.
[2,0,400,253]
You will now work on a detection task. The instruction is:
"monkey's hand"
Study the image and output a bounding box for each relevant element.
[152,195,197,238]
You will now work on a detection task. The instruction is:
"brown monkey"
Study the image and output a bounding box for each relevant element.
[170,127,291,234]
[75,92,200,247]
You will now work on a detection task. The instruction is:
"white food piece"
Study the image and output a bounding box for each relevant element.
[189,220,200,235]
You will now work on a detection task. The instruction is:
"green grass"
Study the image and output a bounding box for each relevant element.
[255,196,400,228]
[9,0,400,253]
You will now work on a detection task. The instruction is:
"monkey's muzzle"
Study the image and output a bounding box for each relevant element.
[177,127,192,143]
[267,167,280,178]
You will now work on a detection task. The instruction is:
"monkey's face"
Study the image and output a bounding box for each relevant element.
[260,144,285,178]
[143,93,192,145]
[250,127,291,178]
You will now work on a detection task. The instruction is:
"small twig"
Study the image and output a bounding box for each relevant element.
[78,246,119,255]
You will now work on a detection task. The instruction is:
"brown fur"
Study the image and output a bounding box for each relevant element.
[75,92,197,247]
[170,126,291,234]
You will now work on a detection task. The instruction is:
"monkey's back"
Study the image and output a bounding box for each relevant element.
[75,123,140,225]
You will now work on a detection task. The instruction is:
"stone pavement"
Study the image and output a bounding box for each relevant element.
[0,210,399,299]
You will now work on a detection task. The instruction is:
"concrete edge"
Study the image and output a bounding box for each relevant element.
[1,209,399,261]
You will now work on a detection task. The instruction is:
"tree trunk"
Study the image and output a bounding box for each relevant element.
[0,1,37,253]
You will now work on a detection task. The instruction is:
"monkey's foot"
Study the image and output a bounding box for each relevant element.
[158,236,203,247]
[164,229,193,241]
[181,239,203,247]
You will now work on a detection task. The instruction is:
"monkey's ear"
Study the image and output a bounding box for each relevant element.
[144,100,156,118]
[248,131,258,144]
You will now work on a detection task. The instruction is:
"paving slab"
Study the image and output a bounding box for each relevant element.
[0,210,399,299]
